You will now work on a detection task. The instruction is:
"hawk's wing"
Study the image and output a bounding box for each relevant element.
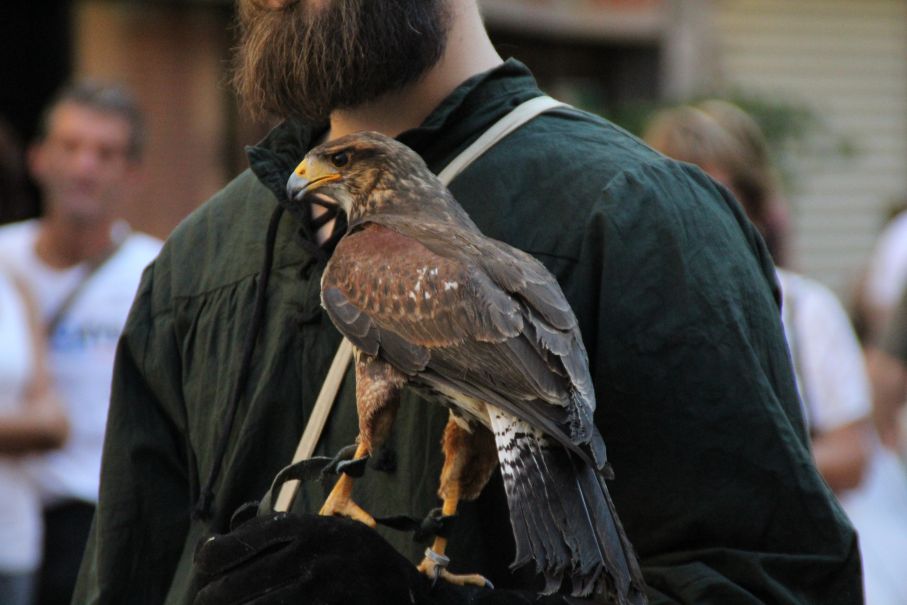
[322,222,603,465]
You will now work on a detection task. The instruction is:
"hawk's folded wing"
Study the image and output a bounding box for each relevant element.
[322,222,604,466]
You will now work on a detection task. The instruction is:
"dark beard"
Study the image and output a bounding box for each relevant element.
[232,0,451,122]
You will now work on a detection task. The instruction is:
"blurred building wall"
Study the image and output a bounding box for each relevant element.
[68,0,907,296]
[713,0,907,297]
[483,0,715,106]
[74,1,236,240]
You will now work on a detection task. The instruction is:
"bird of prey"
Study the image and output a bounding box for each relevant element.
[286,131,646,604]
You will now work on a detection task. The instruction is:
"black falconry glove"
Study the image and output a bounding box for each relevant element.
[193,511,584,605]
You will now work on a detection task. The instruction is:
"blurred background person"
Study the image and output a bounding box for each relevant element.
[868,260,907,442]
[866,320,907,455]
[0,116,68,605]
[855,204,907,463]
[854,201,907,345]
[0,80,161,605]
[644,100,907,605]
[0,267,68,605]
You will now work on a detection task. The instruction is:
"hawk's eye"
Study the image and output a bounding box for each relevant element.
[331,151,350,167]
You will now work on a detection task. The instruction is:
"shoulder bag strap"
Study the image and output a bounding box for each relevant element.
[274,95,569,511]
[45,234,128,337]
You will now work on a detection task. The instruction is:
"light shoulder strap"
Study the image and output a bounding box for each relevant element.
[436,95,566,186]
[274,95,568,512]
[274,338,355,511]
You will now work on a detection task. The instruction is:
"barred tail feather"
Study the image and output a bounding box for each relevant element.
[489,411,647,604]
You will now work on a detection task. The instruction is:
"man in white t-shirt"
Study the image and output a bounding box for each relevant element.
[0,80,161,605]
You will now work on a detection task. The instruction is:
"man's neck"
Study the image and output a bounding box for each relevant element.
[35,214,117,270]
[327,3,503,140]
[312,3,502,246]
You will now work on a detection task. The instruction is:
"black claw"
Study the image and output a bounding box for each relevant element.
[336,455,369,478]
[319,443,361,480]
[414,508,456,543]
[431,565,442,587]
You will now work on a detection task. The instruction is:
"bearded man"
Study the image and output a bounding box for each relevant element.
[73,1,862,604]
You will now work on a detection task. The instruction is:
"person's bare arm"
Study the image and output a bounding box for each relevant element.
[0,392,69,454]
[811,420,872,493]
[0,274,68,454]
[865,346,907,450]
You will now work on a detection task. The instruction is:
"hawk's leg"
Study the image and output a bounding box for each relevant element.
[418,414,497,588]
[319,353,403,527]
[319,441,377,526]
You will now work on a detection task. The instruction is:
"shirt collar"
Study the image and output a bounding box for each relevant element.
[246,119,326,216]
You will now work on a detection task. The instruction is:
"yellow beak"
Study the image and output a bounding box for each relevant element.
[286,158,341,201]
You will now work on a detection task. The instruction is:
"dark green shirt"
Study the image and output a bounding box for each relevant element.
[74,61,861,604]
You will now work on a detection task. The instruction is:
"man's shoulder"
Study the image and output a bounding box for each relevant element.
[121,230,163,262]
[463,107,735,257]
[504,106,665,181]
[546,116,747,240]
[96,231,163,290]
[487,107,720,214]
[0,220,41,277]
[0,218,38,247]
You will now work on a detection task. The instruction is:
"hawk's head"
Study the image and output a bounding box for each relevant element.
[286,131,459,226]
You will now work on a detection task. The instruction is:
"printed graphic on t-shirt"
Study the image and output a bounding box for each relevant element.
[50,320,122,353]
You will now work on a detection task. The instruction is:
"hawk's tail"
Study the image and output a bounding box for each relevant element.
[490,411,648,604]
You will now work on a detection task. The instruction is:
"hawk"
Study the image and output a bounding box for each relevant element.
[286,131,646,603]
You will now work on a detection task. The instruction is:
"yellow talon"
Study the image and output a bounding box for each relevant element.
[319,442,376,527]
[319,475,376,527]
